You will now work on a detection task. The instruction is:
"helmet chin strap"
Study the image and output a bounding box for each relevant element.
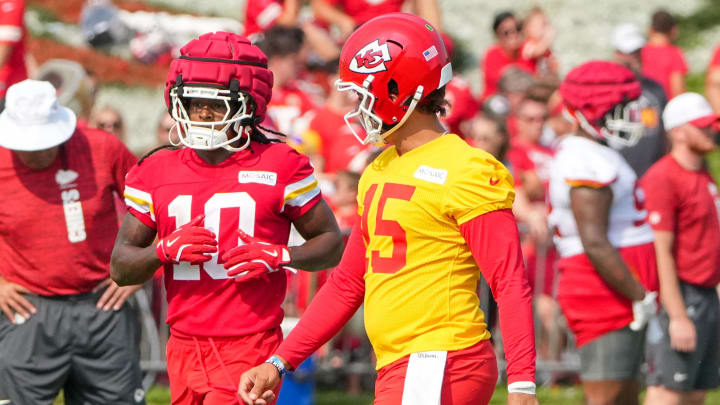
[373,85,424,143]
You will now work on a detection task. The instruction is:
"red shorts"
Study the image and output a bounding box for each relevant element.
[374,340,498,405]
[557,242,658,346]
[166,328,283,405]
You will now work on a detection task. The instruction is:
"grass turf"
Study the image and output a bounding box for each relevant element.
[51,386,720,404]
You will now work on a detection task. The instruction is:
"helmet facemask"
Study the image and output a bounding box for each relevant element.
[566,100,644,149]
[335,74,424,145]
[169,85,255,152]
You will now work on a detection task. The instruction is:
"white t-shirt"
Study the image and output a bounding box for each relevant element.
[548,135,654,257]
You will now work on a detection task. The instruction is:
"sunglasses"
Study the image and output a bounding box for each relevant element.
[99,121,122,130]
[498,25,520,38]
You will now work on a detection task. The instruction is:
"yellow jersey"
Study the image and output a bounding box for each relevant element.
[358,134,515,369]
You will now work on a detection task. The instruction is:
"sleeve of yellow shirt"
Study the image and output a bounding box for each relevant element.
[442,153,515,225]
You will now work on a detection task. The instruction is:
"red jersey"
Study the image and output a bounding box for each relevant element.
[123,143,321,337]
[0,0,27,98]
[319,0,403,25]
[0,129,136,295]
[640,155,720,287]
[641,44,687,98]
[506,141,553,198]
[710,45,720,69]
[302,105,368,174]
[481,45,533,101]
[442,77,478,139]
[243,0,284,37]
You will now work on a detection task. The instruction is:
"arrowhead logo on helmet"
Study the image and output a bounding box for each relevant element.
[349,40,392,74]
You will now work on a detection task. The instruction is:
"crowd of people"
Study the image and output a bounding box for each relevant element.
[1,0,720,404]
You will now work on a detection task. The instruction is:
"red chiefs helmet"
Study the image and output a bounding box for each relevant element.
[336,13,452,144]
[165,32,273,151]
[560,60,644,147]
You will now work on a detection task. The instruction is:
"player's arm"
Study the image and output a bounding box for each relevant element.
[239,223,366,404]
[410,0,442,31]
[460,209,537,401]
[290,199,344,270]
[570,186,646,301]
[110,214,162,286]
[310,0,356,39]
[653,230,696,352]
[707,65,720,114]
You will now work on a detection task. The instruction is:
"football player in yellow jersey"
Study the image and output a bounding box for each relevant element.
[239,13,537,405]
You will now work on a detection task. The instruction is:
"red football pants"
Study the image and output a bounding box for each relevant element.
[374,339,498,405]
[166,328,283,405]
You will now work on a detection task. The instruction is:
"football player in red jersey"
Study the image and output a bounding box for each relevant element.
[240,13,537,405]
[110,32,343,405]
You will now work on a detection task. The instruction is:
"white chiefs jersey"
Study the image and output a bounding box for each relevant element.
[548,135,654,257]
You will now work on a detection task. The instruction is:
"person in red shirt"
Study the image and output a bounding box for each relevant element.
[641,10,688,99]
[520,7,558,78]
[243,0,300,39]
[0,80,142,403]
[299,62,370,175]
[706,45,720,114]
[310,0,441,40]
[110,33,343,405]
[641,93,720,405]
[0,0,27,112]
[257,26,317,143]
[480,11,533,101]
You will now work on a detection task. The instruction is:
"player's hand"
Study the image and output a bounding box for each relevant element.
[93,278,142,311]
[629,291,658,331]
[155,214,218,264]
[0,276,36,323]
[238,363,281,404]
[223,230,291,282]
[669,315,696,352]
[507,393,539,405]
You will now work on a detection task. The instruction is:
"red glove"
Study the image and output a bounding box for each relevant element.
[222,229,291,282]
[155,214,218,264]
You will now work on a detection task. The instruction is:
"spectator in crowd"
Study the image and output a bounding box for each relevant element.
[310,0,441,40]
[440,33,478,140]
[240,13,537,405]
[612,23,667,176]
[549,61,658,405]
[641,93,720,405]
[0,0,27,112]
[90,106,125,140]
[642,10,687,99]
[111,32,343,403]
[257,25,316,141]
[520,7,558,78]
[299,61,370,175]
[35,59,98,124]
[508,94,552,202]
[467,114,509,163]
[481,11,532,101]
[156,111,177,147]
[707,44,720,114]
[497,67,537,137]
[243,0,300,39]
[0,80,143,403]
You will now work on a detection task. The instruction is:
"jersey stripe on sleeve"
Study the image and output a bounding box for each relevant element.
[124,185,155,221]
[283,174,320,210]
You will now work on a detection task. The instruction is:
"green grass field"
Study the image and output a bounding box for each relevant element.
[52,385,720,404]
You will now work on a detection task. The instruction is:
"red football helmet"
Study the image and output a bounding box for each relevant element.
[165,32,273,151]
[336,13,452,145]
[560,60,644,147]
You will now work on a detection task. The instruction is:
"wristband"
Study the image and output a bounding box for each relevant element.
[264,355,287,378]
[508,381,536,395]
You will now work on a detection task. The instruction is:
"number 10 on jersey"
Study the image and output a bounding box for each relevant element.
[167,192,256,280]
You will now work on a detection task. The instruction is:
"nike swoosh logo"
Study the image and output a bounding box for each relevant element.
[166,236,181,247]
[490,177,500,186]
[262,250,278,257]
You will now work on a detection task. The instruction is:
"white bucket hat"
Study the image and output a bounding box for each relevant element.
[0,79,77,151]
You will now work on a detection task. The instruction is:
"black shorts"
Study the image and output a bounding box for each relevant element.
[0,291,145,404]
[646,282,720,392]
